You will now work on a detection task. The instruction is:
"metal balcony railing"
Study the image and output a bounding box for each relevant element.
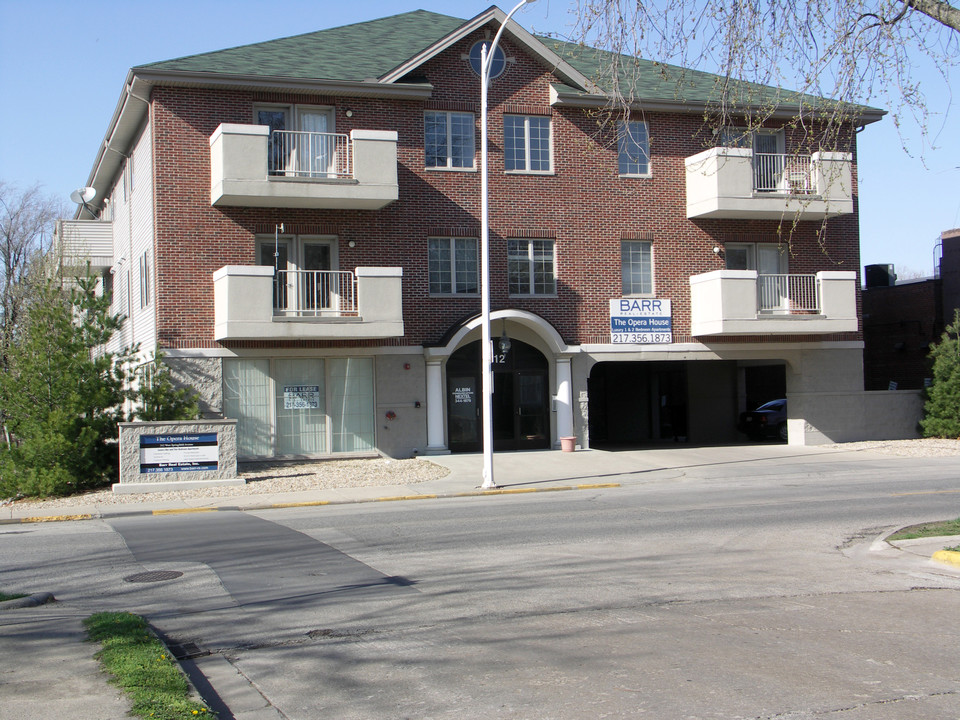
[758,274,820,313]
[267,131,352,179]
[753,153,814,194]
[272,269,358,317]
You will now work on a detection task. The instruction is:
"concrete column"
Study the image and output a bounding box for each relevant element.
[555,357,574,440]
[425,359,448,454]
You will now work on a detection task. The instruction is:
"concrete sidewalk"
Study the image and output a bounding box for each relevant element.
[0,443,846,522]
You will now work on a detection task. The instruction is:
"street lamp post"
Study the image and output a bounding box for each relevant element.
[480,0,536,489]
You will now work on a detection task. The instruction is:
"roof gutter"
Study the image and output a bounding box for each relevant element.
[131,68,435,99]
[550,85,886,125]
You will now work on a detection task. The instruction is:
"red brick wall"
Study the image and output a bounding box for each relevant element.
[150,31,863,350]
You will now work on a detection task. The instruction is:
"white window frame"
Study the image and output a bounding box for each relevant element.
[507,238,556,296]
[424,111,476,170]
[621,240,653,295]
[255,104,337,177]
[617,120,651,177]
[428,237,479,296]
[724,242,788,273]
[257,234,339,313]
[720,127,784,154]
[254,104,336,133]
[503,115,553,174]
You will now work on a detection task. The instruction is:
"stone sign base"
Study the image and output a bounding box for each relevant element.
[116,419,244,493]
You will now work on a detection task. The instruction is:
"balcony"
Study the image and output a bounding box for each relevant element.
[689,270,857,336]
[209,124,398,210]
[54,219,113,272]
[685,147,853,220]
[213,265,403,341]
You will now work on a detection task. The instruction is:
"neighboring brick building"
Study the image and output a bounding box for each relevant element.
[863,228,960,391]
[60,8,882,459]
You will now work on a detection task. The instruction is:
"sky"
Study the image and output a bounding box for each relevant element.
[1,0,958,280]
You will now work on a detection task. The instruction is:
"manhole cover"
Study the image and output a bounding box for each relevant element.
[123,570,184,583]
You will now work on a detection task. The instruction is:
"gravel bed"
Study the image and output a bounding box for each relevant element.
[824,437,960,456]
[4,457,449,511]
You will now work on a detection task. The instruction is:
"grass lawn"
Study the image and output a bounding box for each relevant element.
[84,611,215,719]
[888,517,960,549]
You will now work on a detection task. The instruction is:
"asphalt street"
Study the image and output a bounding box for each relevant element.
[2,446,960,719]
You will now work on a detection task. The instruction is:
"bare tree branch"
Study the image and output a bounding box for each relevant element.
[905,0,960,32]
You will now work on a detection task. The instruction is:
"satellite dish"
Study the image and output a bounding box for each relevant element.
[70,186,96,205]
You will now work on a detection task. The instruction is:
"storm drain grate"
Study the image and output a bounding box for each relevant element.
[123,570,184,583]
[165,641,210,660]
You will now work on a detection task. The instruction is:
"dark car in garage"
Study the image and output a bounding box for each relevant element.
[738,399,787,441]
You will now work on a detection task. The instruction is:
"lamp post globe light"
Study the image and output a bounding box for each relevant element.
[479,0,536,490]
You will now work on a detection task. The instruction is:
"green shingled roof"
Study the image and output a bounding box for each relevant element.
[543,36,837,111]
[136,8,880,117]
[138,10,466,82]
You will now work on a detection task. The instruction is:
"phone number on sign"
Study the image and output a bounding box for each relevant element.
[611,333,672,344]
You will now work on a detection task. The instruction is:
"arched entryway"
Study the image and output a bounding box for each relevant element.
[446,338,550,452]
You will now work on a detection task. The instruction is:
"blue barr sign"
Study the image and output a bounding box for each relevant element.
[609,298,673,344]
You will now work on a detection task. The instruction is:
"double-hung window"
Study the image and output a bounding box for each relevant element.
[621,241,652,295]
[425,112,475,169]
[138,250,152,309]
[428,237,479,295]
[617,121,650,176]
[504,115,552,173]
[508,239,555,295]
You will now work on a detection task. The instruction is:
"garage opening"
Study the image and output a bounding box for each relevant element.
[588,360,745,448]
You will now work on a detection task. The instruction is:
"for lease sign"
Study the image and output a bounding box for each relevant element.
[609,298,673,344]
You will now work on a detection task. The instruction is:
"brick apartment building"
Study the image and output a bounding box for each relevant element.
[863,228,960,391]
[57,7,883,460]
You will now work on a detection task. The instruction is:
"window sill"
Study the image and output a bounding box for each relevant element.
[425,166,478,173]
[618,173,653,179]
[508,293,558,298]
[504,170,556,176]
[428,293,480,298]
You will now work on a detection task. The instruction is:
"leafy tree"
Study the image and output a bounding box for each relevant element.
[920,310,960,438]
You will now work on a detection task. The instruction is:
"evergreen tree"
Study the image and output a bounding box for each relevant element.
[920,310,960,439]
[133,349,199,422]
[0,260,202,498]
[0,274,131,496]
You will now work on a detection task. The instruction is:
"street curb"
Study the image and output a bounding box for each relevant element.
[932,549,960,568]
[0,482,622,525]
[0,592,56,611]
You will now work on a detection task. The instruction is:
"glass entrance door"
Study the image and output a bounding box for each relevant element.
[757,244,788,311]
[259,240,290,312]
[448,375,480,452]
[302,241,333,313]
[515,371,548,449]
[446,338,550,452]
[298,110,333,177]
